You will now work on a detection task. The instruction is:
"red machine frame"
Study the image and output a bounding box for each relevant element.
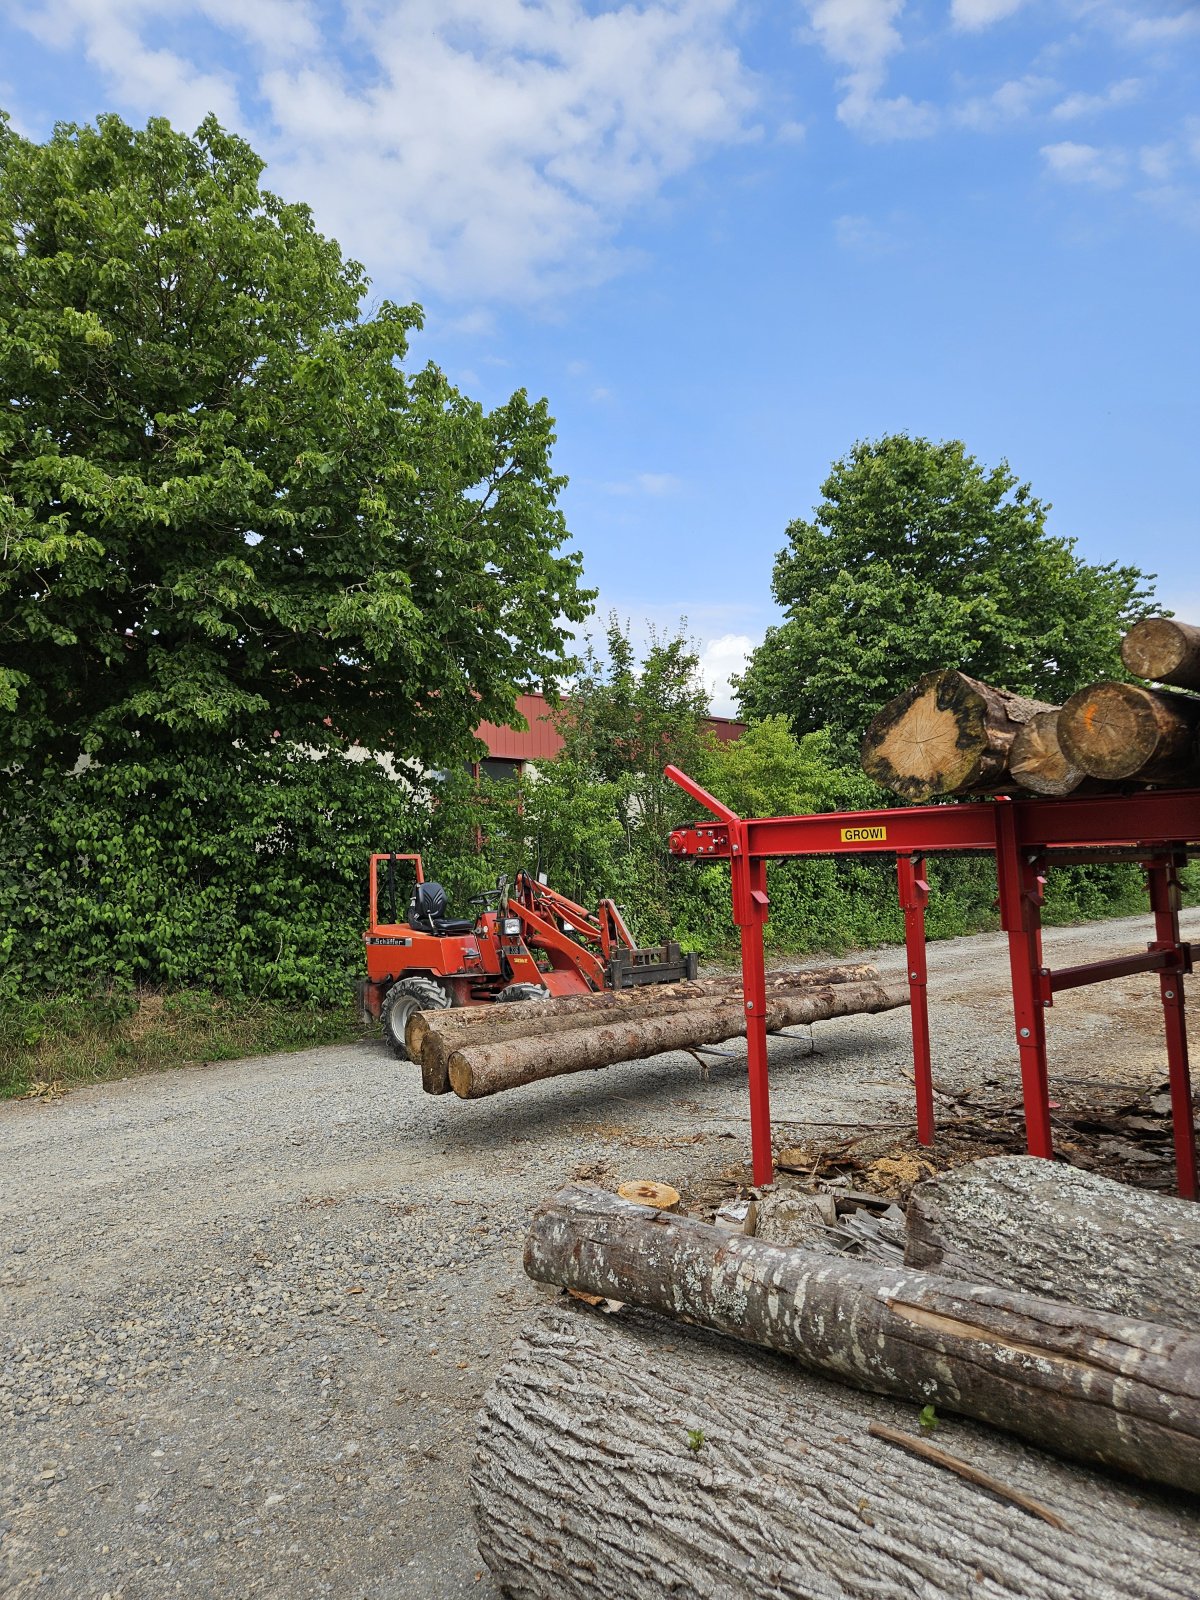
[665,770,1200,1199]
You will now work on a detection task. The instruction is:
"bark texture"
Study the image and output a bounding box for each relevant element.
[473,1304,1199,1600]
[860,670,1054,801]
[905,1156,1200,1330]
[523,1183,1200,1493]
[408,962,878,1094]
[1122,617,1200,692]
[1058,681,1200,782]
[448,978,909,1099]
[1008,710,1092,796]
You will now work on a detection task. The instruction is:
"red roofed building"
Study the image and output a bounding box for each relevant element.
[472,691,744,781]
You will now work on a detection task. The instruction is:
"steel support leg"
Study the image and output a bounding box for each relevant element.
[995,806,1054,1160]
[897,854,934,1145]
[1147,856,1197,1200]
[731,840,773,1186]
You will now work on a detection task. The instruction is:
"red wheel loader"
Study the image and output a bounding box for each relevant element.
[360,853,697,1056]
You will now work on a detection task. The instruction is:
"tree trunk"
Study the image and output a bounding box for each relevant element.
[411,963,879,1094]
[447,979,909,1099]
[904,1156,1200,1329]
[1122,617,1200,692]
[523,1183,1200,1494]
[860,669,1054,801]
[1058,681,1200,782]
[474,1305,1199,1600]
[1008,709,1094,796]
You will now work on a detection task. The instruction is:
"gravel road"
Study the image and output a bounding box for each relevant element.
[3,908,1198,1600]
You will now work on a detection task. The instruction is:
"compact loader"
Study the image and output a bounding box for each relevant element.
[360,854,697,1056]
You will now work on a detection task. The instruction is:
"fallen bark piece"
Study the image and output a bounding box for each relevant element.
[448,978,909,1099]
[616,1180,680,1212]
[473,1305,1199,1600]
[1008,709,1095,796]
[860,669,1053,801]
[904,1155,1200,1329]
[1122,617,1200,691]
[1058,680,1200,782]
[408,961,879,1093]
[523,1182,1200,1493]
[866,1422,1068,1528]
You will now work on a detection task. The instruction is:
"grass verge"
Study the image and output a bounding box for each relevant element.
[0,989,363,1100]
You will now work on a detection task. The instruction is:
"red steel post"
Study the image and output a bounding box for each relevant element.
[1147,855,1197,1200]
[897,854,934,1146]
[994,804,1054,1160]
[730,825,774,1187]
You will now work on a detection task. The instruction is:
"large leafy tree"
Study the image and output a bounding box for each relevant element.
[737,435,1155,756]
[0,112,591,769]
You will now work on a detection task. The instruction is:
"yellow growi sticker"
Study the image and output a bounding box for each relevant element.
[840,825,888,843]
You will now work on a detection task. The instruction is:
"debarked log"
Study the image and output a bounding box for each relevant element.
[447,978,909,1099]
[473,1305,1199,1600]
[904,1155,1200,1331]
[860,669,1053,801]
[522,1183,1200,1494]
[410,962,880,1096]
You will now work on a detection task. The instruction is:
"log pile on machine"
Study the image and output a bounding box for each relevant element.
[406,961,909,1097]
[471,1160,1200,1599]
[860,615,1200,801]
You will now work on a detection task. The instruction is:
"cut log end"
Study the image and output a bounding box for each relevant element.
[616,1181,680,1212]
[1058,681,1200,781]
[1122,617,1200,691]
[1008,710,1087,796]
[861,670,1053,801]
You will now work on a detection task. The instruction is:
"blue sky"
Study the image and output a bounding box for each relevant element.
[2,1,1198,713]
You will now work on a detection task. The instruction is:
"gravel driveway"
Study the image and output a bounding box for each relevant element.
[3,908,1197,1599]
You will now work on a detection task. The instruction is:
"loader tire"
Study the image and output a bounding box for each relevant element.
[380,976,450,1059]
[496,982,550,1003]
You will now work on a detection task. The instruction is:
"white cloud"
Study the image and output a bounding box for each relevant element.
[698,633,755,718]
[12,0,761,303]
[590,385,614,402]
[833,211,898,252]
[801,0,938,140]
[1041,139,1129,186]
[601,471,682,496]
[950,0,1031,29]
[1051,77,1142,120]
[954,74,1057,130]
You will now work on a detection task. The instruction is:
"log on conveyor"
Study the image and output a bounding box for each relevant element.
[523,1183,1200,1494]
[1058,680,1200,783]
[1122,616,1200,692]
[409,961,879,1095]
[474,1304,1199,1600]
[447,977,908,1099]
[1008,708,1102,797]
[860,669,1054,801]
[904,1155,1200,1330]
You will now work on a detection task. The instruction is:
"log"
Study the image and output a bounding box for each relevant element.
[447,978,909,1099]
[860,669,1054,801]
[474,1305,1200,1600]
[904,1156,1200,1330]
[523,1183,1200,1493]
[1122,616,1200,692]
[410,961,880,1094]
[1008,709,1093,796]
[1058,681,1200,783]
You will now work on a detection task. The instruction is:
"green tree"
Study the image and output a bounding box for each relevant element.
[737,435,1155,757]
[695,716,878,820]
[0,111,591,769]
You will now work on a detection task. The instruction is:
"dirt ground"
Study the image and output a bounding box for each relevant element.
[2,908,1197,1599]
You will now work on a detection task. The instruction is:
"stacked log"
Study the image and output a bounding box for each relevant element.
[859,619,1200,799]
[859,670,1053,802]
[473,1170,1200,1599]
[407,961,900,1097]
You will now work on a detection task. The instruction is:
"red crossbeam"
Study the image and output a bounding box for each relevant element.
[665,769,1199,1198]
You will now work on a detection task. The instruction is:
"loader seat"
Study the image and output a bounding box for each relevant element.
[408,881,474,937]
